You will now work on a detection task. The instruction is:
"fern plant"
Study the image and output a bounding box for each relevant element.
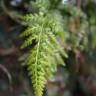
[20,0,96,96]
[20,11,67,96]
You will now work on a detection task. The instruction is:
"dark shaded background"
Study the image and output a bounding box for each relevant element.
[0,0,96,96]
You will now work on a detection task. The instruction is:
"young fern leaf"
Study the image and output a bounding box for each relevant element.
[20,12,67,96]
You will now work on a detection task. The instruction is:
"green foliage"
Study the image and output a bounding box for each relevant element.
[20,0,96,96]
[20,11,67,96]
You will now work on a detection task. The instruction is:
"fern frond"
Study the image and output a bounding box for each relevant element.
[21,12,67,96]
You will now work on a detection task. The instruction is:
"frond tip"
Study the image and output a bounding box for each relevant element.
[20,12,67,96]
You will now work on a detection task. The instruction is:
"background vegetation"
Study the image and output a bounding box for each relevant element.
[0,0,96,96]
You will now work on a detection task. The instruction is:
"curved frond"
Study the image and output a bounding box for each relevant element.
[20,12,67,96]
